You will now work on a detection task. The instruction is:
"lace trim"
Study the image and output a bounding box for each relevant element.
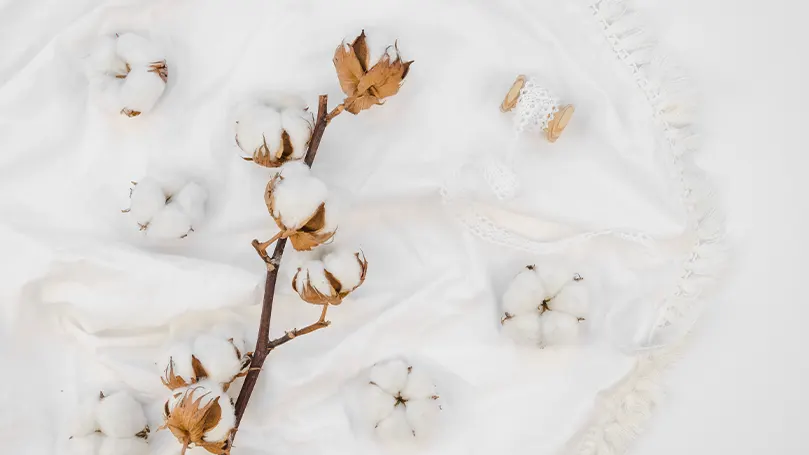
[561,1,727,454]
[514,77,561,133]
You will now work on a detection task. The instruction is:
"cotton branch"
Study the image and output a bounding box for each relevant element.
[232,95,337,432]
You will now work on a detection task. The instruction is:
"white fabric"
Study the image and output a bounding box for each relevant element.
[0,1,723,455]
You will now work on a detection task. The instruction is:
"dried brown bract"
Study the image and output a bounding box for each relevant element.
[162,387,233,455]
[333,31,413,114]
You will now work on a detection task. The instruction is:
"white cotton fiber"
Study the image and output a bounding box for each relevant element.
[116,33,164,64]
[162,341,195,381]
[95,391,147,438]
[89,36,128,76]
[272,163,328,229]
[502,267,545,315]
[128,178,167,225]
[69,396,99,436]
[405,398,442,439]
[172,182,208,224]
[361,383,397,424]
[401,366,437,400]
[323,250,363,292]
[540,311,580,346]
[119,66,166,114]
[374,406,412,440]
[501,313,543,346]
[537,266,575,296]
[66,433,103,455]
[99,436,149,455]
[369,359,410,395]
[192,334,242,384]
[146,204,192,239]
[296,260,334,296]
[235,105,282,155]
[280,108,312,159]
[547,282,590,319]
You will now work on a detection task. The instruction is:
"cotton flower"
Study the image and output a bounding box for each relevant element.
[500,265,590,347]
[264,162,335,251]
[123,178,207,239]
[362,359,442,441]
[293,251,368,305]
[235,97,313,167]
[95,391,149,438]
[161,381,235,454]
[87,33,168,117]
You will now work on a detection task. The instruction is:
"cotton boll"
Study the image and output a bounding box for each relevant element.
[116,33,164,64]
[405,398,442,439]
[323,250,363,292]
[296,260,334,295]
[537,266,576,295]
[89,36,128,76]
[280,108,312,159]
[235,105,282,155]
[119,67,166,115]
[146,205,192,239]
[128,178,167,225]
[501,313,543,346]
[172,182,207,225]
[361,383,397,424]
[374,406,412,440]
[502,267,545,315]
[540,311,581,346]
[271,164,328,229]
[66,433,103,455]
[96,391,147,438]
[547,282,590,319]
[192,334,243,384]
[401,366,437,401]
[203,385,236,443]
[369,359,410,395]
[99,436,149,455]
[69,397,100,436]
[162,341,195,381]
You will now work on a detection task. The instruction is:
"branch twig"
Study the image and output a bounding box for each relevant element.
[231,94,335,437]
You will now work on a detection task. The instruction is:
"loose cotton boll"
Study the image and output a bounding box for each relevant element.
[502,266,546,315]
[172,182,207,225]
[99,436,149,455]
[146,204,192,239]
[501,313,543,346]
[128,178,168,226]
[118,66,166,115]
[271,163,328,229]
[405,398,442,439]
[540,311,581,346]
[369,359,410,395]
[192,334,244,384]
[235,105,283,157]
[362,383,397,424]
[374,406,412,440]
[547,282,590,319]
[69,396,100,437]
[401,366,437,401]
[323,250,365,292]
[116,32,164,65]
[96,391,147,438]
[66,433,103,455]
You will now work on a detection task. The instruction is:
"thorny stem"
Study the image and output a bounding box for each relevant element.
[232,95,333,440]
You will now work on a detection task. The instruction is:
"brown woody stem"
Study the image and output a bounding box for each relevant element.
[231,95,332,439]
[326,104,344,123]
[267,305,331,351]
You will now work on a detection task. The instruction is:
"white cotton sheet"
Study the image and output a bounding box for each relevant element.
[0,1,713,454]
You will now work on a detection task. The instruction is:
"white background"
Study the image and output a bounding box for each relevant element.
[632,0,806,453]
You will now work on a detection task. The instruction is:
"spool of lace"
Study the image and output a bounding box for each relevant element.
[484,75,575,200]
